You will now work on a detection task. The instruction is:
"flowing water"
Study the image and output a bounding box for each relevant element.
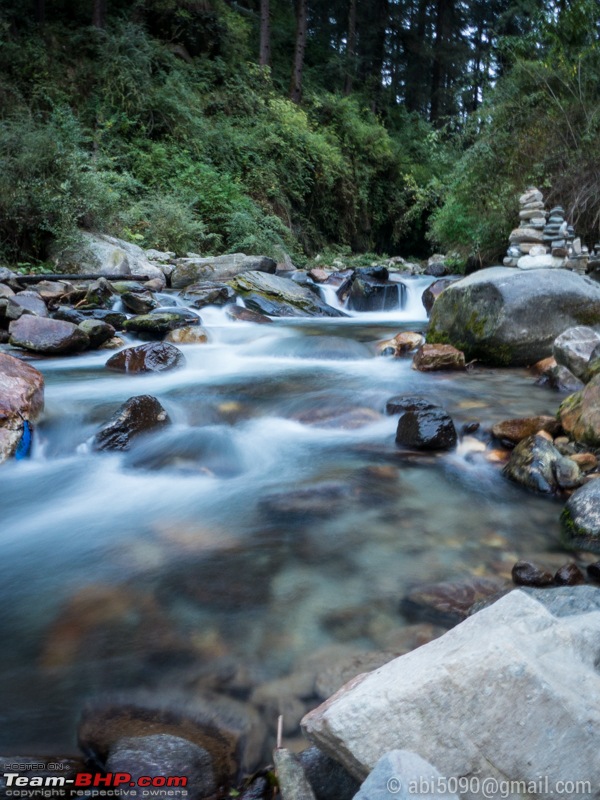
[0,276,566,752]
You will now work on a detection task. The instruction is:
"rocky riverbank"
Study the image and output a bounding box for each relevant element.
[1,235,600,800]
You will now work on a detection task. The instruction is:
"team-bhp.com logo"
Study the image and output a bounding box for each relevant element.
[3,772,188,790]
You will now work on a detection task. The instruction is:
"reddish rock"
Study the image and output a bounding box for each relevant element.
[0,353,45,463]
[105,342,185,373]
[492,415,561,444]
[413,343,466,371]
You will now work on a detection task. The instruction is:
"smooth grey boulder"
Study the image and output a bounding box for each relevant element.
[302,590,600,799]
[427,267,600,366]
[9,315,90,354]
[228,271,345,318]
[353,750,458,800]
[171,253,276,290]
[54,232,166,286]
[553,326,600,380]
[561,479,600,553]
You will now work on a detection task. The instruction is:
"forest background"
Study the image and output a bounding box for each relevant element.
[0,0,599,271]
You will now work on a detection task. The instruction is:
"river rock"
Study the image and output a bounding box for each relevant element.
[546,364,585,393]
[412,343,465,371]
[395,406,457,451]
[491,415,561,444]
[520,188,544,205]
[511,560,554,587]
[377,331,424,356]
[517,254,565,269]
[301,589,600,794]
[83,277,115,308]
[77,319,115,349]
[121,290,158,315]
[106,734,215,800]
[78,690,265,784]
[553,326,600,380]
[554,563,586,586]
[12,290,48,317]
[225,305,273,324]
[181,282,236,308]
[172,254,276,289]
[559,375,600,446]
[261,482,351,520]
[228,271,344,318]
[421,277,459,315]
[508,226,545,245]
[297,746,360,800]
[400,577,504,627]
[386,396,437,416]
[122,309,200,337]
[164,325,209,344]
[503,434,581,493]
[93,395,170,451]
[353,750,459,800]
[105,342,185,373]
[427,267,600,366]
[9,315,90,355]
[55,231,166,285]
[347,273,402,312]
[84,308,128,329]
[0,353,44,463]
[274,748,317,800]
[561,479,600,552]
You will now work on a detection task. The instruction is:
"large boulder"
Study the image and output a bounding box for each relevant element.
[9,315,90,355]
[171,254,276,290]
[54,232,166,286]
[228,271,344,318]
[561,480,600,553]
[559,375,600,447]
[427,267,600,366]
[302,589,600,796]
[0,353,44,463]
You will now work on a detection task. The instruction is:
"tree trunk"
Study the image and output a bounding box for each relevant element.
[259,0,271,67]
[36,0,45,24]
[430,0,451,124]
[290,0,308,104]
[92,0,107,29]
[343,0,357,95]
[404,0,430,113]
[369,0,389,113]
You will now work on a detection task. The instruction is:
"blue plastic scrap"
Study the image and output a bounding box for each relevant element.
[15,419,32,460]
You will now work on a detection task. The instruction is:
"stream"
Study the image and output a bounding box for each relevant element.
[0,275,566,753]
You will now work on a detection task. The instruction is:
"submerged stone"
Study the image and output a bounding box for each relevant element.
[93,395,170,451]
[105,342,185,373]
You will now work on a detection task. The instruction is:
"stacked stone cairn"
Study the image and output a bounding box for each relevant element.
[503,187,589,272]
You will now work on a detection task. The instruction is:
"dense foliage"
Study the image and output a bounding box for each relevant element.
[0,0,598,267]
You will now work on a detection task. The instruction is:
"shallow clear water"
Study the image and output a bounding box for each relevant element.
[0,277,566,752]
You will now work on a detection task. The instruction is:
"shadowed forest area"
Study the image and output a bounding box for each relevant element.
[0,0,599,268]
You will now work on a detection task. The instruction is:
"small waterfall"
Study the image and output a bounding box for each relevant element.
[317,275,433,320]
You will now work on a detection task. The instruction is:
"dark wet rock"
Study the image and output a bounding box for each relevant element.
[107,734,215,800]
[395,406,457,451]
[553,326,600,381]
[561,480,600,553]
[461,421,480,435]
[93,395,170,451]
[385,395,437,416]
[274,748,317,800]
[78,319,115,349]
[225,304,273,324]
[425,261,449,278]
[428,267,600,366]
[503,434,582,494]
[347,272,402,312]
[82,278,115,308]
[182,281,236,308]
[492,415,561,444]
[105,342,185,373]
[297,746,361,800]
[228,271,344,318]
[546,364,585,393]
[9,315,89,355]
[421,277,459,315]
[84,308,128,329]
[172,253,277,289]
[12,290,48,317]
[511,560,554,587]
[554,563,586,586]
[53,305,86,324]
[400,576,506,627]
[121,290,159,315]
[164,325,209,344]
[587,562,600,582]
[78,690,265,784]
[559,375,600,447]
[125,426,243,476]
[0,352,45,463]
[412,343,465,371]
[260,482,351,520]
[123,309,200,337]
[239,776,270,800]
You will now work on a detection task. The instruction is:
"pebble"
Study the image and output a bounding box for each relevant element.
[554,563,586,586]
[511,560,554,587]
